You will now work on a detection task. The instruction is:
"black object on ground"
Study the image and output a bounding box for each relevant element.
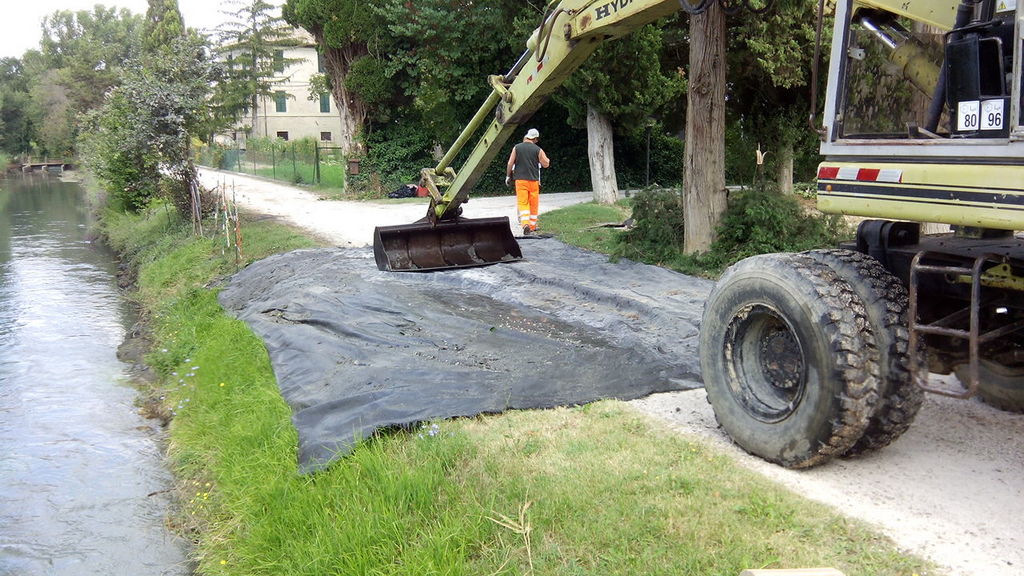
[387,184,418,198]
[218,238,712,473]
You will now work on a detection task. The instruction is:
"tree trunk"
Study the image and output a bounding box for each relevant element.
[683,3,728,254]
[250,91,259,138]
[321,43,368,156]
[776,141,794,194]
[250,47,259,137]
[587,104,618,204]
[175,144,203,236]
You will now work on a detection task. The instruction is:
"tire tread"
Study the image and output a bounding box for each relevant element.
[701,253,881,468]
[803,249,924,455]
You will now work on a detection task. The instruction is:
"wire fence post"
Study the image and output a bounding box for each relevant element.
[314,144,321,184]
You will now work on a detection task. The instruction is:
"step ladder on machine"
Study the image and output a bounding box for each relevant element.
[907,251,1024,396]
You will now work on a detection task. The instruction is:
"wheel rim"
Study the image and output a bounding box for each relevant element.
[725,304,807,422]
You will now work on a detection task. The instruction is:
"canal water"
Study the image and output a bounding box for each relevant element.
[0,177,189,575]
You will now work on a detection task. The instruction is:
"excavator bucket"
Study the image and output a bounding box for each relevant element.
[373,216,523,272]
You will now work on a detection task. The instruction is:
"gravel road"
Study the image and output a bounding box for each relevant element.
[200,168,1024,576]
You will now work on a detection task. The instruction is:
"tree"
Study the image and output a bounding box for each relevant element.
[557,24,685,204]
[282,0,377,154]
[586,106,618,204]
[213,0,301,139]
[40,6,142,112]
[31,6,143,155]
[678,0,823,253]
[143,0,186,55]
[138,35,216,227]
[83,35,214,214]
[283,0,530,156]
[79,86,162,211]
[372,1,518,139]
[729,0,823,192]
[683,3,728,254]
[82,0,214,226]
[29,70,73,157]
[0,57,33,154]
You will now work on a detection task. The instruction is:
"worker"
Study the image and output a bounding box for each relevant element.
[505,128,550,235]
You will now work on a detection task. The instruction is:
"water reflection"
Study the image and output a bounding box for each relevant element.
[0,176,189,575]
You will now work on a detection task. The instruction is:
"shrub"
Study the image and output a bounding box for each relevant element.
[701,184,850,270]
[358,122,434,195]
[614,188,685,263]
[611,183,850,276]
[97,148,161,213]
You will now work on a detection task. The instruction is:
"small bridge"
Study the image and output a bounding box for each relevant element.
[19,160,75,174]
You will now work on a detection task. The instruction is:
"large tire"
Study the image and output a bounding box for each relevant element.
[699,253,881,468]
[803,249,924,455]
[956,359,1024,413]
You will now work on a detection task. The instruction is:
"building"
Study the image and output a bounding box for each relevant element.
[228,29,343,145]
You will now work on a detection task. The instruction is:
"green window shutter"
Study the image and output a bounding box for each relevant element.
[320,94,331,113]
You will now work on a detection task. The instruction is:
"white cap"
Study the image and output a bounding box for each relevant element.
[525,128,540,139]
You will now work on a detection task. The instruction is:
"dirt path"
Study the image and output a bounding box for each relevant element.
[201,168,1024,576]
[199,169,592,247]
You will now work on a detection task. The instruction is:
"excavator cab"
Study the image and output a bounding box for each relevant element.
[818,0,1024,223]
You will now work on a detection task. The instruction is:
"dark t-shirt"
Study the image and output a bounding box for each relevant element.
[512,141,542,181]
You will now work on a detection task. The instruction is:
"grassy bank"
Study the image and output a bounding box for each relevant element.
[104,201,938,576]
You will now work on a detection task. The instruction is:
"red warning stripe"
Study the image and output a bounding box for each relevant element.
[856,168,879,181]
[817,166,902,183]
[817,166,839,180]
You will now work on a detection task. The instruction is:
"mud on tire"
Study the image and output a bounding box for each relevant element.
[803,249,924,455]
[699,253,881,468]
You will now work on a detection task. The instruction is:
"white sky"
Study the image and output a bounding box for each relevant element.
[0,0,284,59]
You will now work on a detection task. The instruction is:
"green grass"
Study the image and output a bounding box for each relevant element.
[105,201,941,576]
[254,161,347,189]
[103,203,316,310]
[540,200,632,255]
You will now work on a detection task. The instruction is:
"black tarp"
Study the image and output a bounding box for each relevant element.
[218,237,713,473]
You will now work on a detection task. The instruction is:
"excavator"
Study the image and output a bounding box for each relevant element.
[373,0,1024,468]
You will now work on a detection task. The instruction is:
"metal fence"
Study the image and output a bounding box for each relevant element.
[196,141,349,188]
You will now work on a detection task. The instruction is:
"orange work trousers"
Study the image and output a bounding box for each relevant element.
[515,180,540,231]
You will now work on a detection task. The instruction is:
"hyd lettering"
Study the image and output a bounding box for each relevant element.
[596,0,633,20]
